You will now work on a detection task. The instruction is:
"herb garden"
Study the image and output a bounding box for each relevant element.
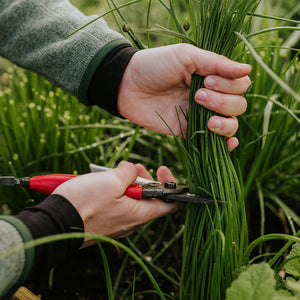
[0,0,299,299]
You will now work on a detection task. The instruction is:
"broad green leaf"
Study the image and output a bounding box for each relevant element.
[273,290,294,300]
[286,278,300,296]
[226,263,276,300]
[285,243,300,277]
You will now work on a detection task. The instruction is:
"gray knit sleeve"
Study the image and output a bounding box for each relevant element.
[0,0,131,102]
[0,220,25,298]
[0,217,34,299]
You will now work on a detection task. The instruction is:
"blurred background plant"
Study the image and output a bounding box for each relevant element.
[234,9,300,261]
[0,0,299,299]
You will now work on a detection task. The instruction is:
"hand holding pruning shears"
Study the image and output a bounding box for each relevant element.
[0,163,178,242]
[0,162,220,245]
[118,43,252,151]
[1,165,217,203]
[53,161,178,243]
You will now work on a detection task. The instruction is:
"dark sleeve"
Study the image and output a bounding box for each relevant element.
[15,194,84,281]
[87,44,140,117]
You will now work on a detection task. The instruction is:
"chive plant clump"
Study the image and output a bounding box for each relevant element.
[179,1,260,299]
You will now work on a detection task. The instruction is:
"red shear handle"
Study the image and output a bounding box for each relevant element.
[29,174,78,195]
[124,184,143,199]
[30,175,144,199]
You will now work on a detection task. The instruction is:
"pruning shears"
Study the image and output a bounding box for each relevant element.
[90,164,221,204]
[0,164,221,204]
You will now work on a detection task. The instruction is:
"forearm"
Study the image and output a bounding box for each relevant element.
[0,0,131,105]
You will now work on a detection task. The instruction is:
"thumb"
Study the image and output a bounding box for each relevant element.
[114,161,138,192]
[157,166,175,184]
[184,45,251,79]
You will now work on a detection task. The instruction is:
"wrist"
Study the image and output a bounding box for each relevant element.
[15,195,84,281]
[87,44,139,116]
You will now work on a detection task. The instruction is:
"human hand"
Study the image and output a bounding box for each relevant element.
[117,43,252,151]
[53,161,177,246]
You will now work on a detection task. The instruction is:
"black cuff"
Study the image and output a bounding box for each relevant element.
[87,44,139,117]
[15,194,84,281]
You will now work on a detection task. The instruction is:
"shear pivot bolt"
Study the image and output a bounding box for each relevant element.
[164,181,176,189]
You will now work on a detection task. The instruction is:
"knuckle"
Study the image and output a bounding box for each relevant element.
[120,222,137,233]
[219,93,226,109]
[219,54,228,61]
[177,43,190,52]
[131,203,152,226]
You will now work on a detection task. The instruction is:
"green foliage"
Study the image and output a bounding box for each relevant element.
[284,278,300,298]
[226,245,300,300]
[234,20,300,255]
[285,243,300,277]
[226,263,276,300]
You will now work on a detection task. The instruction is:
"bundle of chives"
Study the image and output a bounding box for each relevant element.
[179,1,260,299]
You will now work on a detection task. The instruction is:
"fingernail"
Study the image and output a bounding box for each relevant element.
[195,90,207,102]
[211,119,221,130]
[240,63,252,72]
[205,77,215,88]
[240,63,251,67]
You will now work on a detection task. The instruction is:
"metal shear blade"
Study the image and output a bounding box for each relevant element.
[141,182,223,204]
[0,176,21,186]
[164,193,222,204]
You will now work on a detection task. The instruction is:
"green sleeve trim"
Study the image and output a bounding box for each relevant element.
[0,216,34,299]
[78,38,131,105]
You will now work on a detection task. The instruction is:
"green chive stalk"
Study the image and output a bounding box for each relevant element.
[179,1,260,299]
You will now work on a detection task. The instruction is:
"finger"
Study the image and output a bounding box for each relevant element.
[81,240,97,249]
[111,229,136,239]
[204,75,251,95]
[207,116,238,137]
[185,45,251,79]
[135,163,154,180]
[134,198,178,224]
[156,166,176,184]
[115,161,138,191]
[226,137,239,152]
[195,89,247,117]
